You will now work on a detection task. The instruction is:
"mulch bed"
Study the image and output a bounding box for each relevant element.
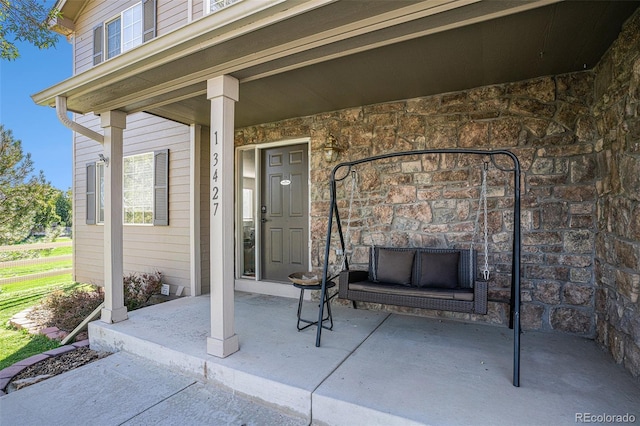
[3,294,175,394]
[6,346,110,393]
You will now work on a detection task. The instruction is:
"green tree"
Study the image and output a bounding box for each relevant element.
[33,183,61,230]
[55,187,72,227]
[0,125,48,244]
[0,0,61,60]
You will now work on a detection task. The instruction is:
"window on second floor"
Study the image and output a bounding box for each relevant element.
[93,0,156,66]
[206,0,242,14]
[105,3,143,60]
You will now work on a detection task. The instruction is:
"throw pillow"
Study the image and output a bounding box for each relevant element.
[418,252,460,289]
[374,248,415,286]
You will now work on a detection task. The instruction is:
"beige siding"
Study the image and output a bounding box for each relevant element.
[157,0,189,36]
[73,116,106,284]
[192,0,205,21]
[72,0,190,74]
[74,112,193,294]
[73,0,135,74]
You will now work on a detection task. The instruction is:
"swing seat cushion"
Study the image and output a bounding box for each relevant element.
[373,248,415,286]
[349,282,474,301]
[418,251,460,289]
[339,246,488,315]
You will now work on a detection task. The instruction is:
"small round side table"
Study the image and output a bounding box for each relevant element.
[288,273,336,332]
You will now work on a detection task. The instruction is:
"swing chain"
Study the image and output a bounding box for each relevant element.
[481,160,490,280]
[340,170,357,271]
[472,159,491,281]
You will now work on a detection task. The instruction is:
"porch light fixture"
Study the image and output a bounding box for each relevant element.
[323,134,343,163]
[98,154,109,167]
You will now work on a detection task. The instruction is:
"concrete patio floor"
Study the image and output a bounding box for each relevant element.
[83,292,640,425]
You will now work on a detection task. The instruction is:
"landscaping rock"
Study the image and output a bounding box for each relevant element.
[5,346,109,394]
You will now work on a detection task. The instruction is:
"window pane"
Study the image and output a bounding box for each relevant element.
[97,163,105,224]
[208,0,241,13]
[123,4,143,51]
[106,18,121,59]
[239,149,255,277]
[123,152,154,225]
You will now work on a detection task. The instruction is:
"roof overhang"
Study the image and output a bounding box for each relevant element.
[33,0,640,128]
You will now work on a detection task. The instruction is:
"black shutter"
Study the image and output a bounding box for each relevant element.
[92,24,103,65]
[143,0,156,42]
[86,162,96,225]
[153,149,169,226]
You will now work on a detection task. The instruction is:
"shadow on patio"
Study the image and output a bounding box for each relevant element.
[89,292,640,425]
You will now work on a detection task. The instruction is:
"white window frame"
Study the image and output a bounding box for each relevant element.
[123,152,155,226]
[105,2,143,60]
[91,150,168,227]
[205,0,242,15]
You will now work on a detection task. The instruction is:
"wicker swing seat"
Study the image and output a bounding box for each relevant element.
[339,246,488,314]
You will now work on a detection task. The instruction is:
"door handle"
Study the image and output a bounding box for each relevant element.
[261,218,268,223]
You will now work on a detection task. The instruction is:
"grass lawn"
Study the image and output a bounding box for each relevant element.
[0,259,73,279]
[42,246,73,257]
[0,273,80,370]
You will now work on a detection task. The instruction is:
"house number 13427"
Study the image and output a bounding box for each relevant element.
[212,131,219,216]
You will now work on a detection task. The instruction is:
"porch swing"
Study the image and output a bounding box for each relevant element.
[336,160,491,316]
[314,149,523,387]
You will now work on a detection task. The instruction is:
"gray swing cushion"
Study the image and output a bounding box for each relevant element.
[340,247,486,315]
[374,248,415,286]
[418,251,460,289]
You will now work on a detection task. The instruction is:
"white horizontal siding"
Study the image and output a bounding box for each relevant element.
[73,112,193,292]
[73,0,135,74]
[157,0,189,36]
[73,38,93,75]
[192,0,205,21]
[73,0,190,74]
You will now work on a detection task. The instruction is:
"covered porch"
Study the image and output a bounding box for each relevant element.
[32,0,640,389]
[87,292,640,425]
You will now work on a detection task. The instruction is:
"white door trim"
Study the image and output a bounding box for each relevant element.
[234,137,311,299]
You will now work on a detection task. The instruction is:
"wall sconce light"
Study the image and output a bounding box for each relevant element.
[98,153,110,167]
[323,134,343,163]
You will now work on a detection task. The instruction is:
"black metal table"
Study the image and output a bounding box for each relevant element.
[292,281,336,331]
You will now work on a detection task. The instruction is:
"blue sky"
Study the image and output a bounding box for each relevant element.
[0,36,73,190]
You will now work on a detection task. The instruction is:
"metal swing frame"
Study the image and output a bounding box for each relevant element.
[315,148,523,387]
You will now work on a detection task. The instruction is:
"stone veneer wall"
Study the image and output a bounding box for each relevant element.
[236,69,600,336]
[236,7,640,380]
[592,10,640,378]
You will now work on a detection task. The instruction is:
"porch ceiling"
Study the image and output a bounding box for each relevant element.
[34,0,640,129]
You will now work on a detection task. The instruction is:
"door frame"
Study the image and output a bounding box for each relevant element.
[234,138,311,299]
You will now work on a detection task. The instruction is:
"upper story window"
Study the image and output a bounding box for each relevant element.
[93,0,156,66]
[206,0,242,14]
[105,4,143,60]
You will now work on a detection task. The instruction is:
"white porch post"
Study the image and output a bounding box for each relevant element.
[100,110,128,323]
[207,75,239,357]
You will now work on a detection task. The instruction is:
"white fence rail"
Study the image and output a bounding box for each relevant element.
[0,241,72,252]
[1,255,72,269]
[0,241,73,286]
